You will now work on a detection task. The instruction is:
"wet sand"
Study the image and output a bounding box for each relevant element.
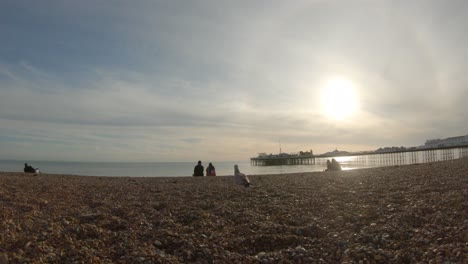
[0,158,467,263]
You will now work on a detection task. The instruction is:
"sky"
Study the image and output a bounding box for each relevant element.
[1,0,468,162]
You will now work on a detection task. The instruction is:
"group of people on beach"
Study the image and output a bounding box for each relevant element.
[193,161,217,176]
[193,159,342,187]
[193,161,251,187]
[325,158,342,171]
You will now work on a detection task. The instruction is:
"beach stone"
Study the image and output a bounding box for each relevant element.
[295,246,307,254]
[0,158,467,262]
[155,249,165,257]
[0,254,8,264]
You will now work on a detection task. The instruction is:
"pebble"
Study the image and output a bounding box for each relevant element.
[0,254,8,264]
[0,158,466,262]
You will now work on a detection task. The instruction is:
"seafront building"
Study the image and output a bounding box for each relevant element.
[422,134,468,148]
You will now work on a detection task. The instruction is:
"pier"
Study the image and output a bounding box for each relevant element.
[250,154,315,166]
[251,145,468,167]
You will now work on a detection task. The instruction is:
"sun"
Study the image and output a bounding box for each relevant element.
[320,77,359,120]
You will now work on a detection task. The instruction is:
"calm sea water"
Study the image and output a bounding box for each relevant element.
[0,160,329,177]
[3,147,466,177]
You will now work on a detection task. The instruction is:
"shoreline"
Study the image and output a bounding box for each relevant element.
[1,159,467,262]
[0,160,328,177]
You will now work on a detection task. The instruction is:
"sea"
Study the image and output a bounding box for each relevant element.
[0,160,330,177]
[3,147,467,177]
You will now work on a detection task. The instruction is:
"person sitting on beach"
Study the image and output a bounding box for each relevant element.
[326,158,342,171]
[331,158,342,171]
[234,165,251,187]
[206,162,216,176]
[325,159,342,171]
[193,160,204,176]
[24,163,37,173]
[325,160,332,171]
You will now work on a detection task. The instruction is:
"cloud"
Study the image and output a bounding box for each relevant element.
[1,1,468,162]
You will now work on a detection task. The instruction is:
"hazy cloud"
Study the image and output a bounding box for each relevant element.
[1,0,468,161]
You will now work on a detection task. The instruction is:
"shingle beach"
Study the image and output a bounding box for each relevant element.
[1,158,467,263]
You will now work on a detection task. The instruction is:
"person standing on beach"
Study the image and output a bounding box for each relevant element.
[234,165,251,187]
[206,163,216,176]
[193,161,204,176]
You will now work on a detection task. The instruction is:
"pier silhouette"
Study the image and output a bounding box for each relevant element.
[251,145,468,167]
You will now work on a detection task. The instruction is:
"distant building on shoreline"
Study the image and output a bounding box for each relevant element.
[372,134,468,153]
[366,134,468,154]
[422,134,468,149]
[375,146,408,153]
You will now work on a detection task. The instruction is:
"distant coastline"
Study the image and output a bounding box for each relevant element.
[254,134,468,160]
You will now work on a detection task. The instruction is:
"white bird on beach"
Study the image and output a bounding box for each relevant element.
[234,165,251,187]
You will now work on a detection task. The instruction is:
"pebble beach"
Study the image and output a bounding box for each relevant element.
[0,158,467,263]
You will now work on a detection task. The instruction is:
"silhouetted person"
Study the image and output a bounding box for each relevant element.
[234,165,251,187]
[24,163,36,173]
[331,159,342,171]
[206,162,216,176]
[193,161,204,176]
[326,159,342,171]
[331,158,342,170]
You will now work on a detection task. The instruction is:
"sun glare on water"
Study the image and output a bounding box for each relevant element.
[320,77,359,120]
